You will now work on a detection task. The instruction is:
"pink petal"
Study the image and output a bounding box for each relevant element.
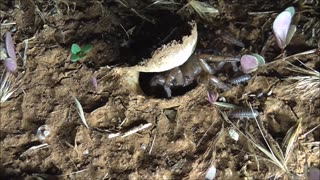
[5,32,16,59]
[4,58,17,72]
[207,91,219,104]
[309,168,320,180]
[273,11,292,49]
[240,55,258,74]
[92,77,98,90]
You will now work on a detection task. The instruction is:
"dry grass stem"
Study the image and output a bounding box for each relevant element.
[0,71,16,103]
[285,61,320,101]
[115,0,155,23]
[219,107,293,174]
[145,0,180,10]
[282,119,302,163]
[300,124,320,139]
[73,96,90,129]
[149,134,156,154]
[302,141,320,146]
[196,118,217,146]
[58,168,89,177]
[20,143,49,157]
[177,0,218,19]
[108,123,152,138]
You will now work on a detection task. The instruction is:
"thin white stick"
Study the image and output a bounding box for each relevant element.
[300,124,320,139]
[122,123,152,137]
[149,134,156,154]
[73,96,89,129]
[1,22,16,26]
[23,39,28,67]
[20,143,49,157]
[302,141,320,146]
[250,105,277,158]
[59,168,89,177]
[108,123,152,138]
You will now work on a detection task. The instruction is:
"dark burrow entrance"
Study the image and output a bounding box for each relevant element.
[119,11,198,98]
[139,71,199,98]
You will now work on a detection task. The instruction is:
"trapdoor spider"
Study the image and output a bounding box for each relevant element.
[149,52,241,97]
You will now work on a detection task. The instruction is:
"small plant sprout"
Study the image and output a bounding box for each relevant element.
[2,32,17,72]
[240,54,265,74]
[71,43,92,62]
[273,6,296,50]
[207,90,219,104]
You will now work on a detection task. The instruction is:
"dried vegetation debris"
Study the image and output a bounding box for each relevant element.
[0,0,320,179]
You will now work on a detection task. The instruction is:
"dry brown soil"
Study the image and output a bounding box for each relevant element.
[0,0,319,179]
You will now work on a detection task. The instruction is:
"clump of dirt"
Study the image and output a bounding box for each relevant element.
[1,0,320,179]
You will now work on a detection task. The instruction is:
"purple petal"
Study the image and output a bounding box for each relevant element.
[5,32,16,59]
[207,91,219,104]
[240,55,259,74]
[4,58,17,72]
[273,11,292,49]
[92,77,98,90]
[309,168,320,180]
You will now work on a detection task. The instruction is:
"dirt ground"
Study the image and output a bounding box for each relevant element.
[0,0,319,179]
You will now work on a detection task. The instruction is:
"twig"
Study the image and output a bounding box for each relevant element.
[115,0,155,23]
[119,24,130,39]
[300,124,320,139]
[20,143,49,157]
[302,141,320,146]
[108,123,152,138]
[149,134,156,154]
[196,118,216,147]
[73,96,90,129]
[250,105,277,160]
[1,22,16,26]
[23,39,29,67]
[248,11,275,15]
[58,168,89,177]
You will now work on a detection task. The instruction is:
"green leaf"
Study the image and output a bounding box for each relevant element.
[71,43,81,54]
[82,44,93,54]
[78,52,87,58]
[285,6,295,17]
[71,54,81,62]
[252,54,265,66]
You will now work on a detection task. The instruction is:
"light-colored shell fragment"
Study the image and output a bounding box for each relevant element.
[134,21,198,72]
[228,128,239,141]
